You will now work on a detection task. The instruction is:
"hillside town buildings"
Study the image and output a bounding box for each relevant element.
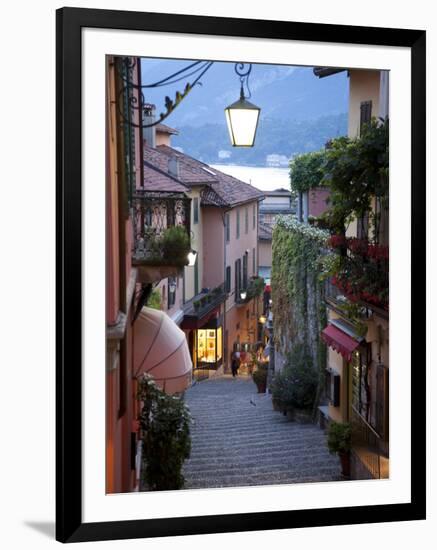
[106,54,390,492]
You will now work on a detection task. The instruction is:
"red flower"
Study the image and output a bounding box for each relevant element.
[328,234,347,249]
[348,238,369,256]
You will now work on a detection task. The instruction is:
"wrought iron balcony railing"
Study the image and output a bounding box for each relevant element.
[326,236,389,312]
[350,407,389,479]
[184,283,227,320]
[236,276,265,305]
[131,191,191,267]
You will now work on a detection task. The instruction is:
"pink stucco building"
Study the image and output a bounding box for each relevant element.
[106,59,194,494]
[143,126,265,378]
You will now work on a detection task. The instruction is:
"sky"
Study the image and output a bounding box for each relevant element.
[139,57,349,128]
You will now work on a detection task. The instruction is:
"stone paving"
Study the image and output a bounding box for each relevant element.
[182,375,342,489]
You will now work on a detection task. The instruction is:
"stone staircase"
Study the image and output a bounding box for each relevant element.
[182,376,342,489]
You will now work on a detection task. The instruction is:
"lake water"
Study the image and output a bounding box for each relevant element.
[211,164,290,193]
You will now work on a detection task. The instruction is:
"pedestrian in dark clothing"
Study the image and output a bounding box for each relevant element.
[231,355,239,377]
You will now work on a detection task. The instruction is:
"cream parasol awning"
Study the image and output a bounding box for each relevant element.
[133,307,192,394]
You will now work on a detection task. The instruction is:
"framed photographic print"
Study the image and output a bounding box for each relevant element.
[56,6,426,543]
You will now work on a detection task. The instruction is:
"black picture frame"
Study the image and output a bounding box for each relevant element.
[56,6,426,543]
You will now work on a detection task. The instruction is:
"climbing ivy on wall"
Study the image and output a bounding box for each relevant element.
[271,216,329,412]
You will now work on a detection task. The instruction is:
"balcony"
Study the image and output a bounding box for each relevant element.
[131,191,191,283]
[326,236,389,315]
[182,284,227,329]
[350,408,389,479]
[236,276,265,306]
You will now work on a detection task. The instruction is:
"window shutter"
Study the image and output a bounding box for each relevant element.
[360,100,372,135]
[243,254,248,289]
[375,364,388,438]
[225,212,230,242]
[193,198,199,224]
[234,260,239,302]
[226,266,231,293]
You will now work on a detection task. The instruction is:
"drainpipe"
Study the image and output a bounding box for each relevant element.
[114,58,129,419]
[222,207,232,373]
[137,60,145,190]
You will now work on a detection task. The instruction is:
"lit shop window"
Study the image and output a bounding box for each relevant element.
[197,327,222,365]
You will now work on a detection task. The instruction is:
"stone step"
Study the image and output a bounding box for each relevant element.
[185,450,334,465]
[191,434,326,450]
[188,443,330,458]
[184,471,341,488]
[182,376,341,489]
[183,462,339,477]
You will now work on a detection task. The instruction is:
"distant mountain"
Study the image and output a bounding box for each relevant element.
[171,113,348,167]
[141,60,349,127]
[140,58,348,166]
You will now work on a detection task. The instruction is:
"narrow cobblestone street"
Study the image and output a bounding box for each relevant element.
[183,376,342,489]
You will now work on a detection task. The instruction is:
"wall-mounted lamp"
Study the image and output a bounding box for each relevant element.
[187,250,197,267]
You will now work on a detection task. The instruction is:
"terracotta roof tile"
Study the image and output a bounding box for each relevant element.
[141,162,188,193]
[144,144,215,185]
[156,123,179,135]
[157,145,265,207]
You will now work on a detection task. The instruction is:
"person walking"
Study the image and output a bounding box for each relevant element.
[231,353,240,377]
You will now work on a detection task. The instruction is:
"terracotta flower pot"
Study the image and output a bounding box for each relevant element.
[294,408,313,424]
[257,382,267,393]
[339,451,351,477]
[272,398,281,411]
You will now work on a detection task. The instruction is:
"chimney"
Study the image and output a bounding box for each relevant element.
[142,103,156,148]
[168,156,180,179]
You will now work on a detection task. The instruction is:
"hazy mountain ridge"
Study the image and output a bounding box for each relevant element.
[171,112,348,167]
[141,61,349,127]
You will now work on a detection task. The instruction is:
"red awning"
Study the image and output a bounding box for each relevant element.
[321,324,360,362]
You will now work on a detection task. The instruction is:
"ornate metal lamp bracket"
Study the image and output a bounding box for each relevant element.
[116,58,253,129]
[234,62,253,98]
[115,57,214,129]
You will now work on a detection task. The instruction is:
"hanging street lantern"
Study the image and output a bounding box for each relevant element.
[225,63,260,147]
[240,290,247,301]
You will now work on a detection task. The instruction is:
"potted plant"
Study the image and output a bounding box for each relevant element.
[193,300,200,311]
[270,370,291,416]
[281,344,318,423]
[252,364,268,393]
[281,382,296,421]
[137,374,192,491]
[327,421,352,477]
[161,225,191,264]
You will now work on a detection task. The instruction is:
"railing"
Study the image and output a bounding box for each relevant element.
[131,191,191,267]
[236,276,265,305]
[326,236,389,312]
[185,283,227,319]
[350,407,388,479]
[324,276,347,305]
